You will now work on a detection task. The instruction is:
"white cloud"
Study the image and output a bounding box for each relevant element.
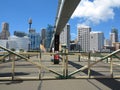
[77,23,90,28]
[71,0,120,25]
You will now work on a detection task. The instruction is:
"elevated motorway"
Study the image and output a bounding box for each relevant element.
[50,0,81,50]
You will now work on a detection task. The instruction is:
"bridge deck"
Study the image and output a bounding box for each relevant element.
[0,54,120,80]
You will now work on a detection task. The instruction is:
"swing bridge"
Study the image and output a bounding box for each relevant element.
[0,45,120,80]
[0,0,120,80]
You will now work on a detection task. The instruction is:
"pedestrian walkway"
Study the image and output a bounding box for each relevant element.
[0,78,120,90]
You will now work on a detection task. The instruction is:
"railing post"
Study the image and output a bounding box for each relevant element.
[65,48,68,78]
[78,54,80,62]
[62,48,68,78]
[39,49,42,79]
[110,56,113,78]
[88,52,91,78]
[12,54,15,80]
[63,50,65,77]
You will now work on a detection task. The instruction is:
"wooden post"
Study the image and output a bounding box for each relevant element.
[88,52,91,78]
[110,57,113,78]
[78,54,80,62]
[12,54,15,80]
[63,52,65,77]
[65,49,68,78]
[2,52,5,62]
[39,49,42,79]
[106,58,108,63]
[62,48,69,78]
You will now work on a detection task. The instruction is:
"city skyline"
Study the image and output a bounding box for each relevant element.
[0,0,120,40]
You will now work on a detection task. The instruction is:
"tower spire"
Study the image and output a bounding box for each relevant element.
[28,18,32,31]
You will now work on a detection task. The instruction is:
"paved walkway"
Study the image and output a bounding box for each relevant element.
[0,79,120,90]
[0,54,120,90]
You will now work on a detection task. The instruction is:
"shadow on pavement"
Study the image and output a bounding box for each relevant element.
[0,72,29,77]
[68,61,120,90]
[37,80,43,90]
[0,81,23,85]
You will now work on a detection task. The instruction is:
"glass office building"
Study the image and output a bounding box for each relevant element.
[45,25,54,51]
[28,32,41,50]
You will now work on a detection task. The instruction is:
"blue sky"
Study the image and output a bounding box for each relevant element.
[0,0,120,40]
[0,0,58,34]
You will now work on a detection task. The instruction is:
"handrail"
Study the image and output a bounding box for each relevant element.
[0,45,62,77]
[0,45,27,60]
[69,49,120,76]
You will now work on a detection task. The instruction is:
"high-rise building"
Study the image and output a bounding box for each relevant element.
[41,28,46,46]
[77,25,91,52]
[90,31,104,52]
[60,24,70,49]
[45,25,54,51]
[104,39,111,47]
[111,28,118,42]
[110,33,115,46]
[28,29,41,50]
[0,22,10,39]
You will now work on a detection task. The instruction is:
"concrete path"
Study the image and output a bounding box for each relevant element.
[0,79,120,90]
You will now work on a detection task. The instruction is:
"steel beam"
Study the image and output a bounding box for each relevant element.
[55,0,81,35]
[50,0,81,50]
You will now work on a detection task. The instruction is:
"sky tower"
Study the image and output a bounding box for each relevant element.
[28,18,32,32]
